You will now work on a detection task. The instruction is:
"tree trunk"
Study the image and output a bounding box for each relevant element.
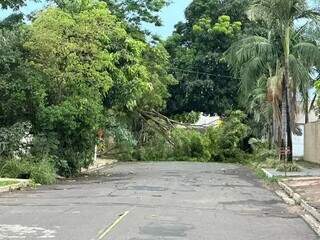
[280,84,287,161]
[285,85,293,162]
[268,123,272,150]
[304,91,309,124]
[283,26,293,162]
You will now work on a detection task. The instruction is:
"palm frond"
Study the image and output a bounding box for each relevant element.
[225,36,275,73]
[239,57,266,94]
[293,42,320,67]
[289,54,312,87]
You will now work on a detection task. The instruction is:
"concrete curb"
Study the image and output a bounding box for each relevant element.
[278,180,320,235]
[261,168,274,178]
[82,160,117,174]
[301,213,320,236]
[0,178,32,194]
[262,166,320,178]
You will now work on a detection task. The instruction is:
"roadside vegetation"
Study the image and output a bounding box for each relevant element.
[0,179,18,187]
[132,111,249,163]
[0,0,320,184]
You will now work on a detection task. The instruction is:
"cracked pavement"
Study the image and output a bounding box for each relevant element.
[0,162,317,239]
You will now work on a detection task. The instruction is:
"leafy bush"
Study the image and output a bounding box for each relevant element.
[254,157,301,172]
[30,160,57,184]
[171,128,210,161]
[101,113,138,161]
[134,133,171,161]
[39,97,103,176]
[172,111,201,124]
[30,133,59,158]
[0,157,56,184]
[0,122,32,158]
[134,111,250,163]
[0,122,57,184]
[256,158,281,168]
[248,138,277,163]
[206,111,250,162]
[276,162,301,172]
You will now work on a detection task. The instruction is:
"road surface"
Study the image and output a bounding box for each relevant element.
[0,162,317,239]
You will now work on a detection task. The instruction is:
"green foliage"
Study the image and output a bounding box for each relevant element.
[30,133,59,158]
[253,167,279,183]
[0,122,32,158]
[193,15,242,37]
[17,1,174,176]
[172,111,200,124]
[0,0,25,9]
[1,0,285,178]
[134,132,170,161]
[315,81,320,108]
[0,157,56,184]
[100,0,168,26]
[225,0,320,157]
[257,158,281,168]
[0,121,57,184]
[206,111,250,162]
[0,180,18,187]
[29,160,57,184]
[165,0,255,116]
[254,157,300,172]
[0,21,46,127]
[171,128,211,161]
[137,44,177,110]
[134,128,210,162]
[276,162,301,172]
[0,13,24,28]
[249,138,276,162]
[134,111,249,163]
[39,97,103,175]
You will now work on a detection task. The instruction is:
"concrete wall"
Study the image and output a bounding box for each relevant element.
[305,121,320,164]
[293,126,304,158]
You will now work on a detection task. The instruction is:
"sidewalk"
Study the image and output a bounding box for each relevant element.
[262,160,320,178]
[279,177,320,235]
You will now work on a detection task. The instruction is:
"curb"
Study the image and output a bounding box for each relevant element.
[261,168,274,178]
[0,179,32,194]
[278,180,320,235]
[82,160,117,174]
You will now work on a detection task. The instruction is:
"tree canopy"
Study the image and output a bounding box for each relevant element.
[1,0,320,178]
[225,0,320,160]
[0,0,26,9]
[0,0,175,175]
[164,0,257,116]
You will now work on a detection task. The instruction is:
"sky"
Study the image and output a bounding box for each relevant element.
[0,0,192,39]
[144,0,192,38]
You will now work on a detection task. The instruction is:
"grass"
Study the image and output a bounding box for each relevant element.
[0,158,56,185]
[0,179,19,187]
[253,157,301,172]
[250,164,280,184]
[276,162,301,172]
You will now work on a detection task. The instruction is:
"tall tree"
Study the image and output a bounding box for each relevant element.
[0,0,26,9]
[0,14,45,127]
[23,0,174,174]
[103,0,168,26]
[226,0,320,161]
[164,0,259,116]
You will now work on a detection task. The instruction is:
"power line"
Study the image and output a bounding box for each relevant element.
[167,67,242,80]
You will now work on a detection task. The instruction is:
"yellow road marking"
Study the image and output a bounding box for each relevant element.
[97,211,130,240]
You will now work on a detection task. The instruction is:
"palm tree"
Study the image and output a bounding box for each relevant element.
[246,77,273,147]
[226,0,320,162]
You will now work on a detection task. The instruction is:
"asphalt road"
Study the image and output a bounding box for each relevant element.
[0,162,317,240]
